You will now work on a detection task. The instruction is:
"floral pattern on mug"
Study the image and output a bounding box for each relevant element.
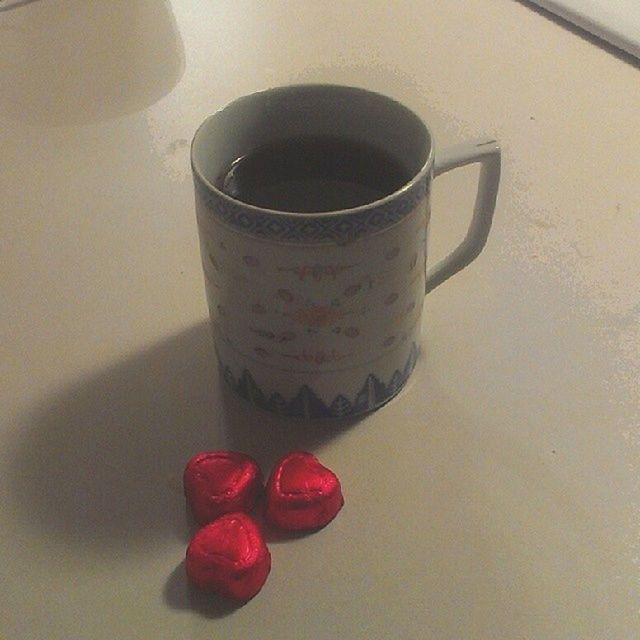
[208,253,221,271]
[343,283,362,297]
[280,349,349,365]
[243,255,261,268]
[277,288,296,303]
[284,304,347,328]
[385,247,400,260]
[277,263,357,281]
[250,327,297,343]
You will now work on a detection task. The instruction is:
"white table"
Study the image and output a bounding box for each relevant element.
[2,1,639,638]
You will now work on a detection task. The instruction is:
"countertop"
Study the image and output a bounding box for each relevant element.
[1,1,639,638]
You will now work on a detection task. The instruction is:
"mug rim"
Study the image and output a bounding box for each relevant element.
[190,84,434,219]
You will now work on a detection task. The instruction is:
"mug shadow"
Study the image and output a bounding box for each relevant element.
[9,321,360,556]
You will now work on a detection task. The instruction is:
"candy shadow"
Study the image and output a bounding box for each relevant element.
[163,560,244,619]
[9,321,360,554]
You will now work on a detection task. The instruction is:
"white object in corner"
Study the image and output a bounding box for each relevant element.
[528,0,640,60]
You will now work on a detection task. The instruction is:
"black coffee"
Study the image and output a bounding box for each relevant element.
[217,135,412,213]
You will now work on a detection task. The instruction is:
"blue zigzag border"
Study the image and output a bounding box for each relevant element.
[195,175,429,243]
[220,343,419,418]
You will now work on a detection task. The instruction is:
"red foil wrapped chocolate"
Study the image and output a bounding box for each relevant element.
[186,512,271,601]
[265,451,344,531]
[183,451,263,525]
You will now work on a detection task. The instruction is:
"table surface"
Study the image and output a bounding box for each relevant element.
[2,1,639,638]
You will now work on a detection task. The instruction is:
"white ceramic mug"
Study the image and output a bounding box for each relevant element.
[191,85,500,418]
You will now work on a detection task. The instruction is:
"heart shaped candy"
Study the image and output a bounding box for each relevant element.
[265,451,344,531]
[186,512,271,600]
[183,451,263,525]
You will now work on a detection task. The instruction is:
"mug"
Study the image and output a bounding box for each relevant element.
[191,85,500,419]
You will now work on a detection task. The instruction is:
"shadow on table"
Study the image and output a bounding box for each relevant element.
[163,560,245,619]
[9,321,360,557]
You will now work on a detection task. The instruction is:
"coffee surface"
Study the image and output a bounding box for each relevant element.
[217,135,412,213]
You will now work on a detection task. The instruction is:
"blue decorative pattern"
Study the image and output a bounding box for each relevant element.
[220,343,419,418]
[194,174,429,243]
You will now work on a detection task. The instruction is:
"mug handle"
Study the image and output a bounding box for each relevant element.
[425,139,501,294]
